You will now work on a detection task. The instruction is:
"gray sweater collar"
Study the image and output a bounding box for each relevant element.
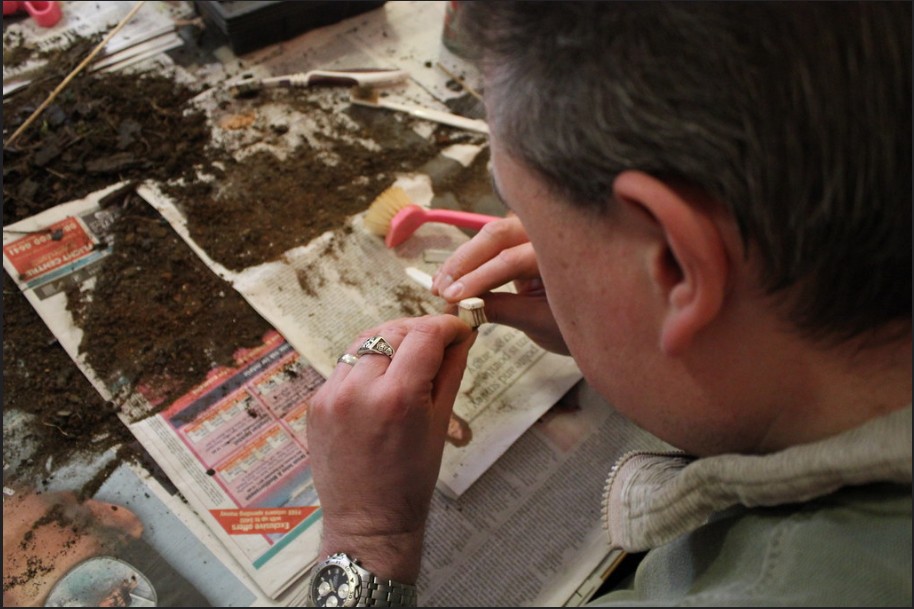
[602,406,912,552]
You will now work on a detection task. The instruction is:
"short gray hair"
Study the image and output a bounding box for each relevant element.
[462,1,911,343]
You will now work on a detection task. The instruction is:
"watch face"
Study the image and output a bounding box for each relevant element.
[311,562,359,607]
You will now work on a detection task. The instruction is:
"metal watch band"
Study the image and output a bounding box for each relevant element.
[359,572,418,607]
[352,562,418,607]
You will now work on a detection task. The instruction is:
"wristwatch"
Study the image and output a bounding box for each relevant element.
[307,552,418,607]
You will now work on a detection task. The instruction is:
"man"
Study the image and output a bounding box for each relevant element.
[306,2,911,606]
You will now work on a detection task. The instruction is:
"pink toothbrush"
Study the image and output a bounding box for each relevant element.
[364,186,500,248]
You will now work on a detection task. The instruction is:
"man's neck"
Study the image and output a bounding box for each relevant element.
[760,322,912,451]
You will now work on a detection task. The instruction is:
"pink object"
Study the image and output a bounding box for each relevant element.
[385,205,500,248]
[3,1,61,27]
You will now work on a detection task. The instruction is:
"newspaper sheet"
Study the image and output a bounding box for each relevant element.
[1,185,322,600]
[178,0,581,499]
[418,382,670,607]
[2,180,587,599]
[137,179,583,500]
[135,0,582,501]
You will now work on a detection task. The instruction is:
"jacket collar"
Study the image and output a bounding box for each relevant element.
[602,405,913,551]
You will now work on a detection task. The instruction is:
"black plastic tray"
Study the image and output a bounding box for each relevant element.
[194,1,387,55]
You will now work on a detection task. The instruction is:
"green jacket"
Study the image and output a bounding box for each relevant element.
[592,407,912,606]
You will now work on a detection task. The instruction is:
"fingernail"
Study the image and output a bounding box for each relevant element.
[443,281,464,300]
[436,273,452,293]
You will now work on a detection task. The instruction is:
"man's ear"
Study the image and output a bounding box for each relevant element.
[613,170,730,356]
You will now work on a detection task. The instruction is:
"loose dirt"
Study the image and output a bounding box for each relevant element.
[2,33,486,496]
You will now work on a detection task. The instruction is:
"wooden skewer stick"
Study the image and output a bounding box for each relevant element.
[5,1,147,148]
[436,61,483,102]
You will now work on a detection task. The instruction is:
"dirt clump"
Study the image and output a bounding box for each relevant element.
[3,70,217,224]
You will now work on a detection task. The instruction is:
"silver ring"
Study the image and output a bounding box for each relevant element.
[356,335,395,358]
[337,353,359,366]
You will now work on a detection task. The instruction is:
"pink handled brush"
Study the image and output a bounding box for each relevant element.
[364,186,500,247]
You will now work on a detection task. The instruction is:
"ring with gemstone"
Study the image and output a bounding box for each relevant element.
[356,335,395,358]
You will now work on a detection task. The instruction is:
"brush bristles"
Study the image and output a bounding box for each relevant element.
[364,186,412,236]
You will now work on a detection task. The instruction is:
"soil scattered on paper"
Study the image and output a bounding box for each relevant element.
[2,38,486,494]
[3,59,220,493]
[64,191,275,416]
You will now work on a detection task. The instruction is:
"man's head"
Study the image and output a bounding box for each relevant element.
[461,2,911,454]
[463,1,911,343]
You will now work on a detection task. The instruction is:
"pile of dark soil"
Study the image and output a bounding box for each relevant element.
[64,189,275,414]
[2,35,483,494]
[3,57,222,492]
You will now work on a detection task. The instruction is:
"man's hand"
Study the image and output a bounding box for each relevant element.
[307,314,476,584]
[432,215,568,354]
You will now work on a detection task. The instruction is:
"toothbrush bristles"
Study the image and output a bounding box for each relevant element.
[364,186,412,236]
